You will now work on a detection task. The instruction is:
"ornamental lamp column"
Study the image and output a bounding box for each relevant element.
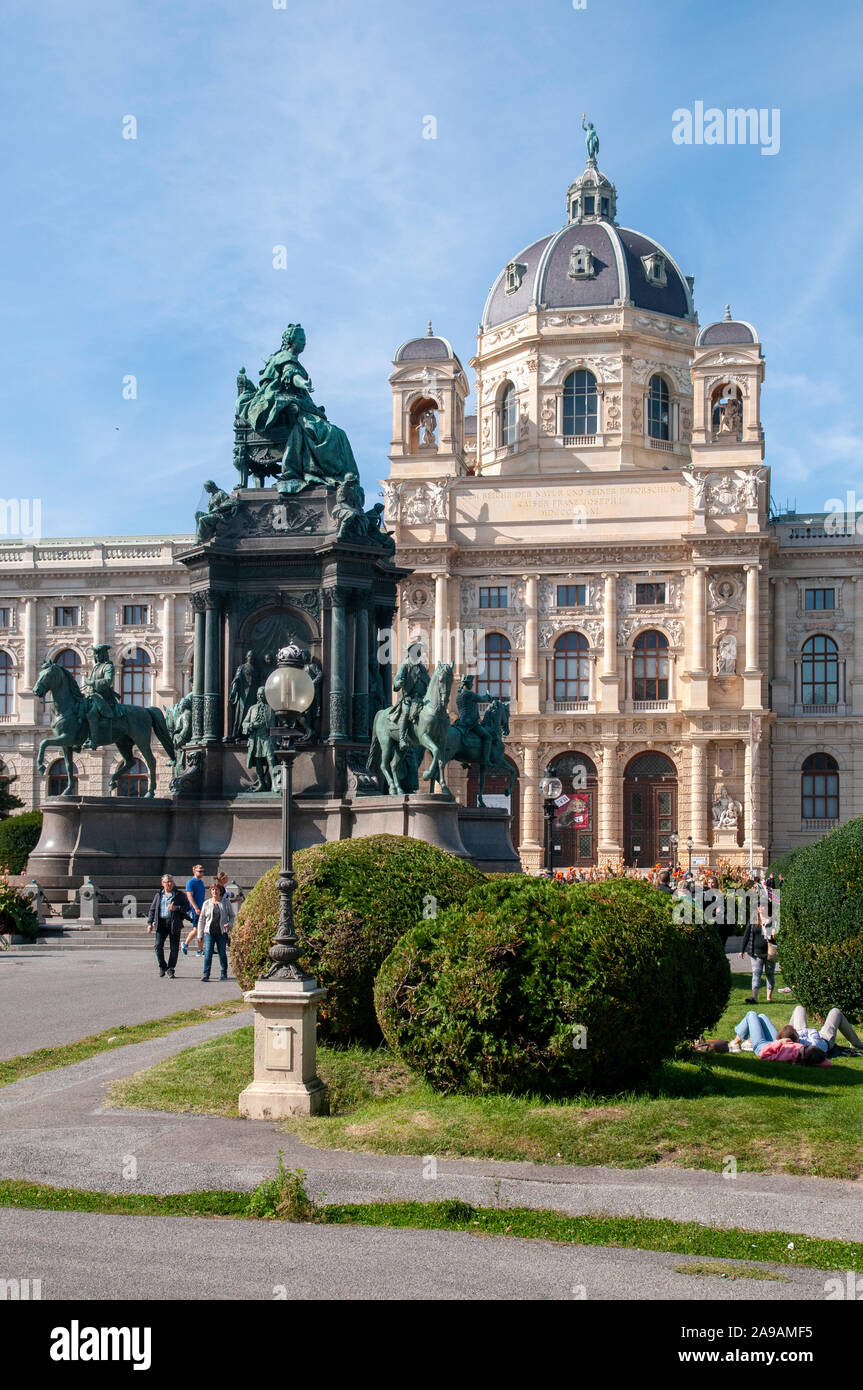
[539,769,562,878]
[238,644,329,1121]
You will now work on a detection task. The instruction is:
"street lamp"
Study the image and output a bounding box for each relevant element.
[239,642,328,1121]
[263,645,316,980]
[539,769,562,878]
[670,831,679,872]
[686,834,694,872]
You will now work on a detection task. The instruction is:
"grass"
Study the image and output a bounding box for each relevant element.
[0,999,249,1088]
[107,975,863,1179]
[0,1176,860,1273]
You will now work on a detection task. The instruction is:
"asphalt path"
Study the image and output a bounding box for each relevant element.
[0,949,242,1058]
[0,1208,832,1301]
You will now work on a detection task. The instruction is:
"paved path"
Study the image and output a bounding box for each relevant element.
[0,1015,859,1243]
[0,949,242,1058]
[0,1208,832,1301]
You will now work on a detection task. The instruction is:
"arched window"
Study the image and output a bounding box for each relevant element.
[500,384,517,447]
[562,370,598,437]
[554,632,589,702]
[633,630,669,701]
[48,758,78,797]
[45,648,83,708]
[647,374,670,440]
[801,753,839,821]
[801,635,839,707]
[0,758,9,792]
[0,650,13,715]
[115,756,149,798]
[479,632,511,700]
[121,648,152,706]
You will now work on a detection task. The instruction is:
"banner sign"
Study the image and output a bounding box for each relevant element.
[554,793,590,829]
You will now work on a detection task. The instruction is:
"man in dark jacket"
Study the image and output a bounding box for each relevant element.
[147,874,188,978]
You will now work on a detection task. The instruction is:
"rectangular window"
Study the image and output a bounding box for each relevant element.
[635,583,666,606]
[805,589,835,611]
[583,195,594,215]
[0,608,11,628]
[556,584,586,607]
[54,606,79,627]
[122,604,149,625]
[479,587,508,609]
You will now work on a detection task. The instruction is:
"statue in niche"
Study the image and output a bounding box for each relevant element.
[419,409,437,449]
[712,784,742,830]
[718,395,742,436]
[228,650,260,740]
[241,687,279,792]
[716,635,737,675]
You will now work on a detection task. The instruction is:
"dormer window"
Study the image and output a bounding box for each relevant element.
[641,252,667,288]
[568,245,595,280]
[583,195,595,216]
[600,196,609,217]
[505,261,527,294]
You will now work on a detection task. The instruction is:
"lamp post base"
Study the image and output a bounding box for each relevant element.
[238,977,329,1120]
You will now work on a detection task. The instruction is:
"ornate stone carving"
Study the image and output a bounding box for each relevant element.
[708,575,743,611]
[716,634,737,674]
[605,394,621,432]
[541,394,557,435]
[541,311,619,327]
[712,784,741,829]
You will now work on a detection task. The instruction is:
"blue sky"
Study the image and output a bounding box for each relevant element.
[1,0,862,536]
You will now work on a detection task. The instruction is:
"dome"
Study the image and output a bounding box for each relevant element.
[481,158,695,330]
[697,308,758,347]
[394,322,461,365]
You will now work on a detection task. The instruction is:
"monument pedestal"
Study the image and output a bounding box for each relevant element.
[712,826,740,852]
[238,977,329,1120]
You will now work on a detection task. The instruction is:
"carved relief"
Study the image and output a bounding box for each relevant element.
[541,394,557,435]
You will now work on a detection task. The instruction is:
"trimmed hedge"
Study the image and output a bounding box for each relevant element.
[0,811,43,875]
[768,846,806,880]
[229,835,485,1044]
[776,819,863,1020]
[374,876,730,1096]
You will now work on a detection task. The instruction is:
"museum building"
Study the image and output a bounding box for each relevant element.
[1,149,861,872]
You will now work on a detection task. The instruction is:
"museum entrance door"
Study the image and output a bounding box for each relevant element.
[623,752,677,869]
[548,751,598,868]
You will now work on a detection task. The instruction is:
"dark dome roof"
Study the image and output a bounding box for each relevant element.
[482,221,694,330]
[394,329,459,364]
[697,318,757,346]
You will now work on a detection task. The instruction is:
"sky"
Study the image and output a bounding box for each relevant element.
[1,0,862,537]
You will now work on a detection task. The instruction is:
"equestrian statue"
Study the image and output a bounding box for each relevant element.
[33,646,176,798]
[442,677,514,808]
[367,647,454,796]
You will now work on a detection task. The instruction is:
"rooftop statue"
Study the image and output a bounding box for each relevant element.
[582,113,599,162]
[238,324,361,494]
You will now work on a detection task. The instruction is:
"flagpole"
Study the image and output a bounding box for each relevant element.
[749,711,754,877]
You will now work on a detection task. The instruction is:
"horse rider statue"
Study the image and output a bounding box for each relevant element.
[82,644,121,749]
[453,674,494,766]
[389,641,430,751]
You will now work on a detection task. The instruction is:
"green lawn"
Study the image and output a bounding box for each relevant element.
[107,974,863,1179]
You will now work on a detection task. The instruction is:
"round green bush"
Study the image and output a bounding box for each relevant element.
[230,834,486,1044]
[374,876,731,1096]
[776,819,863,1020]
[0,811,43,874]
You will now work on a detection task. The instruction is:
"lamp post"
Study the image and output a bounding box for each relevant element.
[238,644,329,1120]
[670,831,679,872]
[539,769,562,878]
[686,834,694,872]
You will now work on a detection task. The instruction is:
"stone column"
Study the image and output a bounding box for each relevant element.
[353,595,370,741]
[203,593,222,743]
[191,601,205,742]
[690,740,708,848]
[853,578,863,715]
[520,744,543,864]
[434,572,448,665]
[160,593,175,697]
[771,576,790,714]
[691,568,706,672]
[520,574,540,714]
[23,598,37,688]
[745,564,760,672]
[328,588,349,741]
[91,595,106,648]
[598,743,621,857]
[599,572,619,712]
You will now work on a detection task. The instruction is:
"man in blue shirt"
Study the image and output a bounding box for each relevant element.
[146,874,188,977]
[182,864,206,957]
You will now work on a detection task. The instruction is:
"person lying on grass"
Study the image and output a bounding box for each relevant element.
[696,1006,862,1064]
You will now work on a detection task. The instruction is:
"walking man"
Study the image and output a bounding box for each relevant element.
[182,863,206,956]
[146,874,188,978]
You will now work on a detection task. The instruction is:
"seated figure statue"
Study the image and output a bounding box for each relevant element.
[244,324,361,494]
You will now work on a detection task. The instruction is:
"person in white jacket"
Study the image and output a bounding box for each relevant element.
[197,882,235,982]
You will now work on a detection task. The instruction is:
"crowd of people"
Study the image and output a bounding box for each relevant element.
[146,863,243,981]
